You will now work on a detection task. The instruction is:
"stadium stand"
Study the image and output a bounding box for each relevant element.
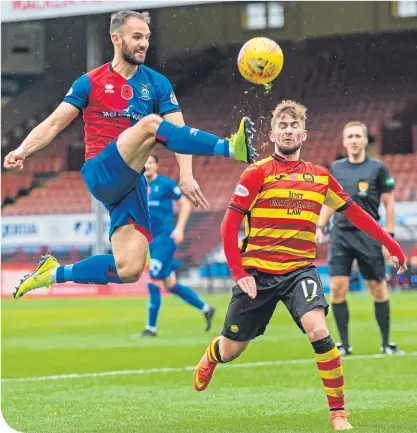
[2,32,417,264]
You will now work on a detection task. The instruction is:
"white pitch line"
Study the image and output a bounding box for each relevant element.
[3,351,417,383]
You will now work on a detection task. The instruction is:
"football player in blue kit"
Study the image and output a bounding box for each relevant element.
[6,10,256,299]
[141,155,215,337]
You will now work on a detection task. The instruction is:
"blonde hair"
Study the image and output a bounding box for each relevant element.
[110,10,151,35]
[271,100,307,128]
[343,121,368,137]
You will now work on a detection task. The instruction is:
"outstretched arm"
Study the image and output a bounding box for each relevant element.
[3,102,79,170]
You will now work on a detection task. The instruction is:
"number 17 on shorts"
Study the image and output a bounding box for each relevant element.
[301,278,319,303]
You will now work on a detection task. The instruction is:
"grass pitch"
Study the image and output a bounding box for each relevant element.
[2,292,417,432]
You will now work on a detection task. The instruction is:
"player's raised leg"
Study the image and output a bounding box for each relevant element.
[116,114,257,173]
[156,116,257,163]
[301,308,352,431]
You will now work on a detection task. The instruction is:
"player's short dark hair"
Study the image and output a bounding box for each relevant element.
[110,10,151,35]
[150,154,159,163]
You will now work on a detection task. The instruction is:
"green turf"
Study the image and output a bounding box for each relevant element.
[2,292,417,432]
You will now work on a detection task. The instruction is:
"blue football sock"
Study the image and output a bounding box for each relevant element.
[168,282,205,311]
[147,282,162,328]
[156,120,230,157]
[55,254,123,284]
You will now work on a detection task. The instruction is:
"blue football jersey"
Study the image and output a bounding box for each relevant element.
[148,175,182,236]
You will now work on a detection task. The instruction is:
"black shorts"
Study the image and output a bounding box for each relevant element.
[328,227,385,282]
[221,266,329,342]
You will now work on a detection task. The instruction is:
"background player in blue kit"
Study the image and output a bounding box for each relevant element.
[4,10,256,299]
[141,155,215,337]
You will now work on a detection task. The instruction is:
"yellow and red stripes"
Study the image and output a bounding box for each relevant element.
[315,347,345,410]
[231,156,352,276]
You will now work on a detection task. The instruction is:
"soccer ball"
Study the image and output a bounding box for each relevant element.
[237,37,284,85]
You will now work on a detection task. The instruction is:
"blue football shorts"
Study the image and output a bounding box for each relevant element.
[81,141,152,242]
[149,233,181,280]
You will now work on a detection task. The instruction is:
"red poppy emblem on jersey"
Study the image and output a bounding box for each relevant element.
[121,85,133,100]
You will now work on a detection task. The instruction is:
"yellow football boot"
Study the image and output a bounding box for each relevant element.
[228,117,257,163]
[14,253,60,299]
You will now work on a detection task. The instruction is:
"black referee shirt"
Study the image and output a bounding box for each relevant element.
[330,157,395,230]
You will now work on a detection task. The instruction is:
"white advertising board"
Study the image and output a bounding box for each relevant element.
[2,213,111,246]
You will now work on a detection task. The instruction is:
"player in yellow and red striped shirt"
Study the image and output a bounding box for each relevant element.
[193,100,408,431]
[229,149,353,275]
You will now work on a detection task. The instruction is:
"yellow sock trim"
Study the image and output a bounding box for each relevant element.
[315,347,339,363]
[206,337,221,363]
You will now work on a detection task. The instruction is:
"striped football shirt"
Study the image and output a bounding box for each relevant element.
[229,153,352,274]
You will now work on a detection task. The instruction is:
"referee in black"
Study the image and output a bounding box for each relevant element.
[316,121,403,356]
